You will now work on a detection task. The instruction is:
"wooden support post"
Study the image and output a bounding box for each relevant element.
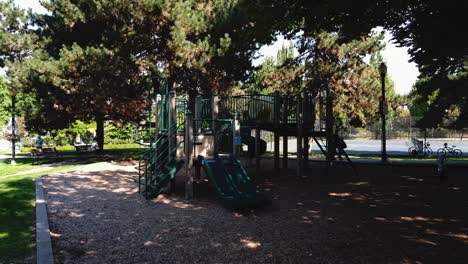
[154,94,161,173]
[297,97,303,178]
[194,95,202,135]
[303,137,309,168]
[303,93,310,167]
[255,127,261,171]
[303,93,309,126]
[319,91,325,131]
[233,112,241,158]
[212,94,219,155]
[274,91,281,170]
[185,111,194,199]
[325,87,335,162]
[168,90,176,192]
[155,94,161,144]
[168,90,176,153]
[282,94,289,169]
[194,95,202,180]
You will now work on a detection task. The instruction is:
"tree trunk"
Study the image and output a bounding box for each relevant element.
[95,113,104,151]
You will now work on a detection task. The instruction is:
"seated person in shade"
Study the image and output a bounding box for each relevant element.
[36,135,44,150]
[91,137,99,151]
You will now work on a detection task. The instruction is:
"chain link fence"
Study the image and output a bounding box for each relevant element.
[340,116,467,140]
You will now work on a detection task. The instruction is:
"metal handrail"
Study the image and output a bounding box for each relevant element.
[142,122,184,186]
[148,140,185,186]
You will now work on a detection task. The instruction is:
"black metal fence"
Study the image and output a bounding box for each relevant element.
[340,116,467,140]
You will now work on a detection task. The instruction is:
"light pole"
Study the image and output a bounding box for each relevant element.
[379,62,388,162]
[11,95,16,165]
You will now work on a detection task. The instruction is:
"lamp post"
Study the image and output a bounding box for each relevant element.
[11,95,16,165]
[379,62,388,163]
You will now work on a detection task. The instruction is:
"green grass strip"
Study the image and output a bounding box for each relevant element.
[0,164,82,263]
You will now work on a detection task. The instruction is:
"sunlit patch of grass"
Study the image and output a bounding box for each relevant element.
[0,159,36,177]
[0,164,82,263]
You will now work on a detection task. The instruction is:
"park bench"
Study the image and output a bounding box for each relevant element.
[30,147,60,165]
[74,144,92,152]
[74,143,99,152]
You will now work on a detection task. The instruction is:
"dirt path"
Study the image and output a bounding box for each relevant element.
[42,162,468,264]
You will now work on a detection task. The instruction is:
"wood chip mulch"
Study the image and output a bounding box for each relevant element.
[42,162,468,264]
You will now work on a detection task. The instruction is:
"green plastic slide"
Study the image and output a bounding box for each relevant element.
[199,155,270,209]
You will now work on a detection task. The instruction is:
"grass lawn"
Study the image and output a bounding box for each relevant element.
[0,164,81,263]
[19,143,141,153]
[0,157,71,177]
[0,159,36,177]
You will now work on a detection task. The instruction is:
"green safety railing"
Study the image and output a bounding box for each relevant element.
[194,118,234,154]
[201,98,213,132]
[139,122,184,198]
[176,98,188,132]
[280,96,298,125]
[219,95,275,125]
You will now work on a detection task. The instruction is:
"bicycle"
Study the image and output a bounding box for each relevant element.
[437,143,463,157]
[408,137,432,157]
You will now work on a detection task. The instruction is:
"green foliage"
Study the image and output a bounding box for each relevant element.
[0,77,10,127]
[6,0,272,134]
[24,120,99,147]
[300,32,395,127]
[410,62,468,128]
[104,123,133,144]
[248,44,303,95]
[46,130,74,146]
[0,0,37,68]
[270,0,467,127]
[1,0,466,132]
[1,117,28,144]
[247,56,275,94]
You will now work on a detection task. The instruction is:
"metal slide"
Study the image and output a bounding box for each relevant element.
[199,155,270,209]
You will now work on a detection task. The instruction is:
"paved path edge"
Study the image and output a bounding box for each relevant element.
[36,176,54,264]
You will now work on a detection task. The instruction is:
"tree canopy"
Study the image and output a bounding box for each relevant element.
[0,0,466,135]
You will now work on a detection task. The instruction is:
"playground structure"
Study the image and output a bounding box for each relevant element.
[137,78,353,208]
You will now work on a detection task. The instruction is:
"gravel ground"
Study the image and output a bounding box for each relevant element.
[42,161,468,264]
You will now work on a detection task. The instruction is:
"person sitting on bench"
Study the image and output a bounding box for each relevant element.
[36,135,44,150]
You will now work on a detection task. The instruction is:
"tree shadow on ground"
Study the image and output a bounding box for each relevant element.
[42,162,468,264]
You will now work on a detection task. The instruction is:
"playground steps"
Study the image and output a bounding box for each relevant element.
[145,159,184,197]
[138,126,184,198]
[140,158,184,198]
